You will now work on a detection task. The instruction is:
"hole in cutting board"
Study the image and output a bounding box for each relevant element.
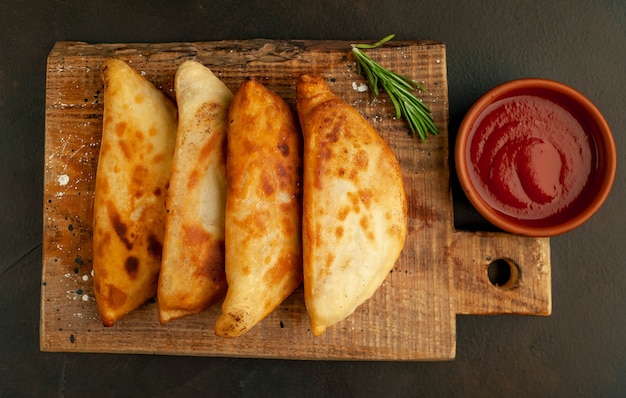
[487,258,520,289]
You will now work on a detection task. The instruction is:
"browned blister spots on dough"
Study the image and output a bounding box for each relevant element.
[99,142,111,158]
[134,129,145,141]
[346,191,361,213]
[276,146,302,191]
[151,153,165,166]
[354,149,369,171]
[358,214,376,242]
[307,103,342,189]
[263,251,302,290]
[187,168,200,190]
[241,137,259,155]
[118,139,132,160]
[98,176,111,196]
[276,163,288,184]
[197,102,225,162]
[115,121,127,138]
[104,284,128,313]
[358,188,373,209]
[183,225,226,284]
[310,221,322,248]
[387,223,403,236]
[317,104,346,144]
[201,239,226,286]
[337,206,350,221]
[318,145,332,161]
[220,311,247,336]
[131,165,148,189]
[147,234,163,261]
[360,215,369,231]
[322,253,335,278]
[93,230,111,260]
[107,202,132,250]
[335,226,344,238]
[277,141,290,156]
[234,209,272,241]
[125,256,139,279]
[279,208,298,237]
[261,172,276,195]
[183,224,208,246]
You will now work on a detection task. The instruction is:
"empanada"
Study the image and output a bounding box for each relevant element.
[215,78,303,337]
[296,75,407,336]
[157,60,232,323]
[93,58,177,326]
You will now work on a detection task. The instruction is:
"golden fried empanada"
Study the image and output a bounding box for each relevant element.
[296,75,407,336]
[215,78,303,337]
[157,60,232,323]
[93,58,177,326]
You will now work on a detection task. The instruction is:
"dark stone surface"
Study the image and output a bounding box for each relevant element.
[1,0,624,396]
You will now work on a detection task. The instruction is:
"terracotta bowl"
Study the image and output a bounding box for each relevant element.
[455,78,616,237]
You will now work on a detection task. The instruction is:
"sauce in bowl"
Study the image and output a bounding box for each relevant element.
[456,78,616,236]
[466,94,596,226]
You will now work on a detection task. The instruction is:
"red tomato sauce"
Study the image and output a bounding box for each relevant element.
[466,94,596,225]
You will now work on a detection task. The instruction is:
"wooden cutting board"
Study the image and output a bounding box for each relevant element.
[41,40,551,360]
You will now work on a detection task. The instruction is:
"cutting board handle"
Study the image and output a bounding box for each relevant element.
[450,231,551,316]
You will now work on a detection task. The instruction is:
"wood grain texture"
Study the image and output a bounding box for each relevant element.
[41,40,551,360]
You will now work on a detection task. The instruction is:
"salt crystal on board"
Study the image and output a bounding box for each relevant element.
[351,82,368,92]
[58,174,69,186]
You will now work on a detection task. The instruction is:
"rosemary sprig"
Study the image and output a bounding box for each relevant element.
[351,34,438,141]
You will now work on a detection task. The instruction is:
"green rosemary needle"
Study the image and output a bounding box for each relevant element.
[351,34,438,141]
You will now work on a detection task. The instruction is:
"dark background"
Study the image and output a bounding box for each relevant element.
[2,1,625,396]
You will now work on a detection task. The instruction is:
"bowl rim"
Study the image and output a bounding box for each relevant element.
[455,78,617,237]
